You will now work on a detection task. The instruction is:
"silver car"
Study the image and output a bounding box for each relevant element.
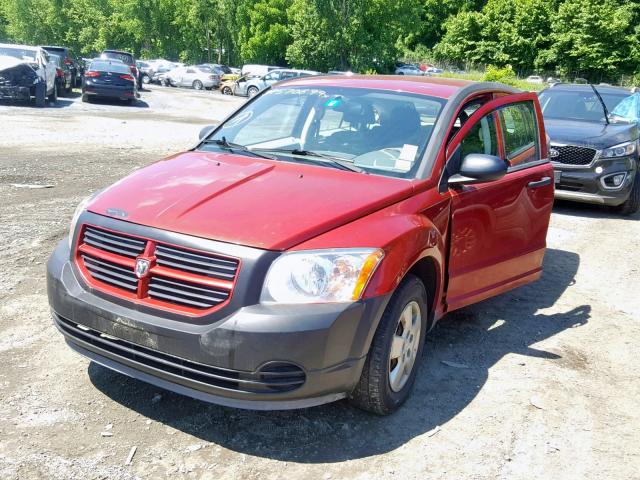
[166,65,220,90]
[234,69,319,97]
[395,64,424,76]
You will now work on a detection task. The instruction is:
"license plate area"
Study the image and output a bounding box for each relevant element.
[554,170,562,184]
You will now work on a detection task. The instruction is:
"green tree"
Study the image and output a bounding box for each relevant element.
[237,0,291,65]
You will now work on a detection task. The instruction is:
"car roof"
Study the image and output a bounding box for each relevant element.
[102,49,134,55]
[276,74,480,99]
[0,43,39,51]
[545,83,630,94]
[42,46,68,50]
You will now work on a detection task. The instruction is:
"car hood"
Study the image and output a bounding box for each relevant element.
[87,150,415,250]
[544,118,638,149]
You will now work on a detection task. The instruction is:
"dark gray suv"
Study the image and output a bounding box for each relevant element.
[539,84,640,214]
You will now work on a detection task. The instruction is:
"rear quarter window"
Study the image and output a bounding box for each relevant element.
[498,102,540,166]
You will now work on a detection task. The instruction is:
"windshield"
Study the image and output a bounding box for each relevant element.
[0,46,36,61]
[199,86,445,178]
[89,60,131,74]
[539,89,630,123]
[101,51,134,65]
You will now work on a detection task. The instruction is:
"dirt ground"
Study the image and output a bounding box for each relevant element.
[1,86,639,480]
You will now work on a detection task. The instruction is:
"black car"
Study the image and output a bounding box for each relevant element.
[82,59,138,104]
[539,84,640,214]
[42,45,82,87]
[100,50,139,87]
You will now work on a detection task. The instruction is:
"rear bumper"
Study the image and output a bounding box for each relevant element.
[47,239,389,410]
[553,156,637,206]
[82,85,136,99]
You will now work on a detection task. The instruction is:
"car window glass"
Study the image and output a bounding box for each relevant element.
[498,102,539,166]
[186,68,195,74]
[460,113,498,159]
[234,95,301,145]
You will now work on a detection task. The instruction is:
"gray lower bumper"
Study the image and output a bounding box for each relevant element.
[47,239,390,409]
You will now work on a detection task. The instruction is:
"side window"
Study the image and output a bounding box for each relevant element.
[498,102,539,166]
[459,113,499,159]
[186,68,195,74]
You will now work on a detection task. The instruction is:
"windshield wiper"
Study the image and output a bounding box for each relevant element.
[250,148,365,173]
[590,85,610,125]
[201,136,274,160]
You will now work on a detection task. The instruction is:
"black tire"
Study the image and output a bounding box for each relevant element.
[192,80,204,90]
[128,97,137,106]
[614,171,640,215]
[142,74,150,84]
[34,82,46,108]
[247,86,259,98]
[81,93,90,103]
[48,82,57,104]
[222,86,233,95]
[349,274,428,415]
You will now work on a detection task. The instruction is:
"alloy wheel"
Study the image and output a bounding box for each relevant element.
[388,301,422,392]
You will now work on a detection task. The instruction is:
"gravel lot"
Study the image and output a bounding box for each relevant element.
[1,86,639,480]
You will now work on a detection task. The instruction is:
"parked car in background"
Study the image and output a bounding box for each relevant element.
[219,74,244,95]
[82,59,138,104]
[48,53,73,96]
[42,45,82,87]
[539,84,639,214]
[526,75,544,84]
[395,64,423,76]
[234,68,319,97]
[100,50,139,87]
[0,43,57,106]
[49,75,554,415]
[425,66,443,74]
[241,64,281,77]
[328,70,354,76]
[136,60,154,85]
[201,63,232,78]
[152,62,183,85]
[228,67,241,75]
[165,65,220,90]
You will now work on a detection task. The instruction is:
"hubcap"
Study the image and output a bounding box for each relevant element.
[388,301,422,392]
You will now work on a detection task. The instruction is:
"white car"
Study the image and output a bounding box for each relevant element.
[526,75,544,84]
[0,43,57,106]
[166,65,219,90]
[395,65,424,76]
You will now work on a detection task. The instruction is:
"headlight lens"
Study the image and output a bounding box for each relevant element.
[68,195,93,249]
[601,141,636,158]
[260,249,385,304]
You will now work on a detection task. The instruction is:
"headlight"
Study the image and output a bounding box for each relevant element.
[601,141,636,158]
[68,194,93,249]
[260,249,385,304]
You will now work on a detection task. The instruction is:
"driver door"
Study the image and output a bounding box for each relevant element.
[445,93,554,312]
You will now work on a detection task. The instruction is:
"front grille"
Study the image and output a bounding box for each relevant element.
[55,314,306,394]
[155,244,238,281]
[551,145,597,166]
[76,225,239,314]
[83,226,146,258]
[148,276,229,309]
[82,254,138,292]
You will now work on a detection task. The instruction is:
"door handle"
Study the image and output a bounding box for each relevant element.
[527,177,552,189]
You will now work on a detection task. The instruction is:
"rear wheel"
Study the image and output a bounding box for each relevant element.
[81,93,89,103]
[614,172,640,215]
[48,82,57,104]
[34,82,46,108]
[142,74,150,84]
[221,86,233,95]
[349,274,428,415]
[192,80,204,90]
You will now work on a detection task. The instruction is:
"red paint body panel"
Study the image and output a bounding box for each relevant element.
[87,151,415,250]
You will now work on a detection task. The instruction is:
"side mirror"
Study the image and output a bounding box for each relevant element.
[198,125,216,141]
[448,154,508,187]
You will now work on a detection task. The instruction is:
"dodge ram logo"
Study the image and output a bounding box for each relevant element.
[135,259,150,279]
[549,148,560,159]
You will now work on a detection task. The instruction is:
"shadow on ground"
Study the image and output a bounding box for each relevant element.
[89,248,589,462]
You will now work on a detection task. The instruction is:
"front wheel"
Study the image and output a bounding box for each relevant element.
[349,274,428,415]
[192,80,204,90]
[247,86,259,98]
[613,172,640,215]
[221,86,233,95]
[142,74,150,84]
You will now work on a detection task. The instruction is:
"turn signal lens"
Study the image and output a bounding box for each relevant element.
[352,250,386,300]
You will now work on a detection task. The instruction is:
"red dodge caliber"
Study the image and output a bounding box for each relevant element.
[47,76,553,414]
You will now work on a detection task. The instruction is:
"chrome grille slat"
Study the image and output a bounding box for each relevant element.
[155,244,239,281]
[150,282,227,303]
[83,257,138,285]
[83,237,143,257]
[84,230,144,252]
[147,290,216,309]
[155,258,236,279]
[155,245,237,266]
[83,227,145,258]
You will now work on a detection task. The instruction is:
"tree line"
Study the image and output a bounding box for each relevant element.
[0,0,638,82]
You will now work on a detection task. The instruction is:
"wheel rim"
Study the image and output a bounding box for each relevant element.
[142,75,150,84]
[223,87,231,95]
[388,301,421,392]
[194,81,203,90]
[248,88,257,97]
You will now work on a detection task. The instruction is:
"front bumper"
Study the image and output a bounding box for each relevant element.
[553,156,637,206]
[0,85,31,101]
[47,239,389,410]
